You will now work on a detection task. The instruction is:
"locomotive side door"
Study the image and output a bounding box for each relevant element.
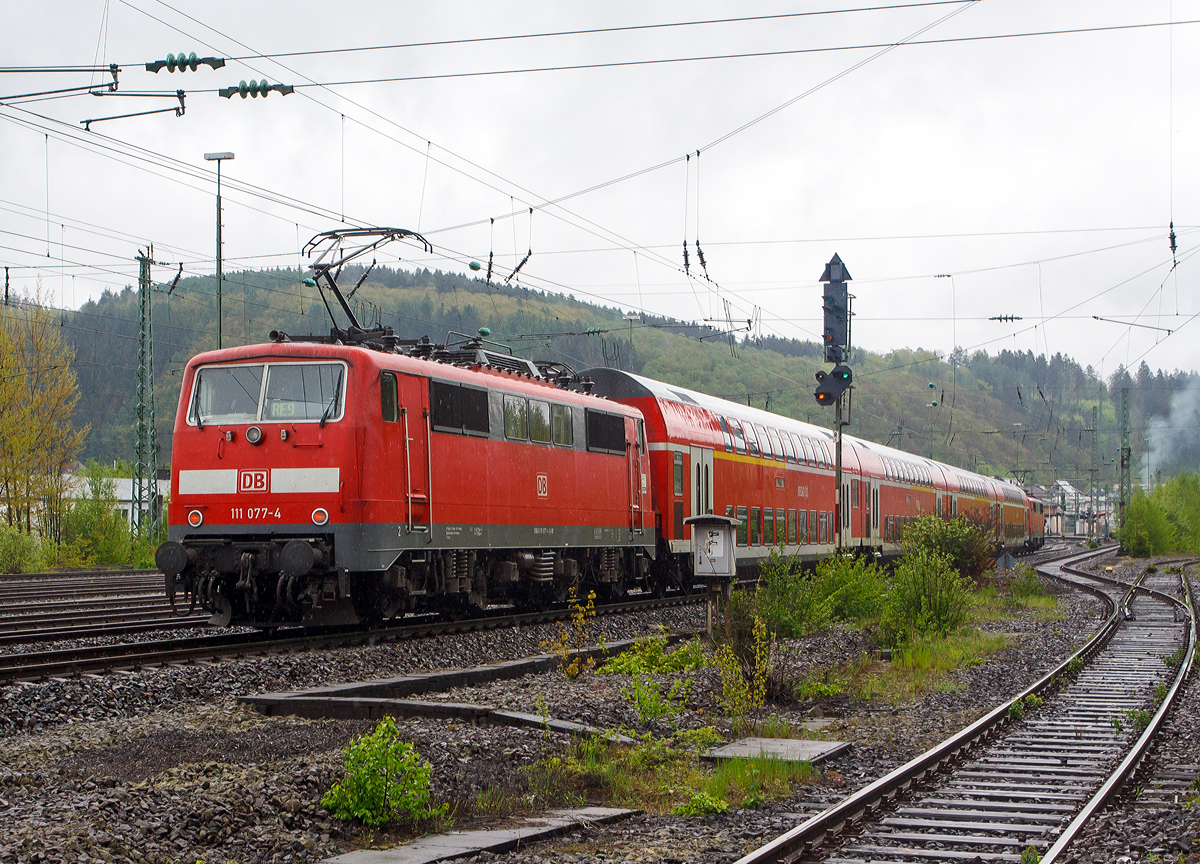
[688,446,715,536]
[397,374,432,535]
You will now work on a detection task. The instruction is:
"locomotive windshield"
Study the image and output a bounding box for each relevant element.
[188,361,345,425]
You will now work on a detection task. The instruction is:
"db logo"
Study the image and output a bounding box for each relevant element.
[536,473,549,499]
[239,469,268,492]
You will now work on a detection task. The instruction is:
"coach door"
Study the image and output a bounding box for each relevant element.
[689,446,714,535]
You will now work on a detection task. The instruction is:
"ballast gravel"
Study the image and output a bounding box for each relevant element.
[0,578,1110,864]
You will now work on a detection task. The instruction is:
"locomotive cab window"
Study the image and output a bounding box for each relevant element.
[190,364,265,425]
[263,363,344,422]
[552,404,574,446]
[503,395,528,439]
[381,372,398,422]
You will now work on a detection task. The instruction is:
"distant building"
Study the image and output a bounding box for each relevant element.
[63,475,170,531]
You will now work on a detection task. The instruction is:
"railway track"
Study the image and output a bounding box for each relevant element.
[0,589,703,684]
[0,568,210,646]
[735,547,1196,864]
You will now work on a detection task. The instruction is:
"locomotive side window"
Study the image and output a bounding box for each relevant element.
[381,372,398,422]
[718,416,734,452]
[585,409,626,454]
[263,363,343,422]
[190,364,264,424]
[636,419,645,454]
[552,404,574,446]
[673,451,683,496]
[729,420,747,455]
[529,400,552,443]
[503,395,528,439]
[433,381,491,436]
[462,387,489,435]
[735,506,748,546]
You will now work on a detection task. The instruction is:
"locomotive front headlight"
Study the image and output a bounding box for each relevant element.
[188,509,204,527]
[311,507,329,526]
[245,425,263,445]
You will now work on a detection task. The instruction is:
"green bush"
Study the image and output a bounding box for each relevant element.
[60,470,136,566]
[1119,489,1180,557]
[901,515,993,583]
[1009,567,1046,602]
[621,676,691,725]
[671,790,729,816]
[322,716,447,827]
[883,547,970,644]
[753,550,887,639]
[599,628,709,674]
[0,523,44,573]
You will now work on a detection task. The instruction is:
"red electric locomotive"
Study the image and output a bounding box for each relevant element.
[583,369,1043,581]
[156,230,654,627]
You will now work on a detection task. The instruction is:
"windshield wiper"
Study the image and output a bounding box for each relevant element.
[319,369,344,428]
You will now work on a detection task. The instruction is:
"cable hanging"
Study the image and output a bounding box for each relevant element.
[682,153,691,276]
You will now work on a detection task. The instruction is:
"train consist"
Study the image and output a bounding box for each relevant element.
[155,228,1044,627]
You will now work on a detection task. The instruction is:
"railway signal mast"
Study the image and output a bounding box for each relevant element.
[815,254,854,550]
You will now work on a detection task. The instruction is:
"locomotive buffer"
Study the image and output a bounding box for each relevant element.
[814,254,853,551]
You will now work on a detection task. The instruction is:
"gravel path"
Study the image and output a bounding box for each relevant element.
[0,578,1111,864]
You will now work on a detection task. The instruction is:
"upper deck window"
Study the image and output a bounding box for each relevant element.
[188,361,346,425]
[717,417,734,452]
[729,420,747,455]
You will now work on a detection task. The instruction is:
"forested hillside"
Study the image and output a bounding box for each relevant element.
[65,265,1197,490]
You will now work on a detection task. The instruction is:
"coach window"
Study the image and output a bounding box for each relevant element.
[818,511,827,544]
[763,508,774,546]
[381,372,398,422]
[736,506,749,546]
[808,509,817,543]
[744,424,761,458]
[718,416,734,452]
[767,428,786,462]
[796,434,816,468]
[529,400,552,443]
[503,395,528,440]
[728,419,747,455]
[552,404,574,446]
[757,425,774,460]
[852,478,860,508]
[814,439,826,469]
[673,451,684,496]
[750,507,761,545]
[787,509,797,545]
[780,432,796,463]
[777,509,787,545]
[799,509,808,543]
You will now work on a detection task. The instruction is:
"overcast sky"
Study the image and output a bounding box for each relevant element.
[2,0,1197,380]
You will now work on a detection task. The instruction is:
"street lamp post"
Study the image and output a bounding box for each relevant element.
[203,151,234,349]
